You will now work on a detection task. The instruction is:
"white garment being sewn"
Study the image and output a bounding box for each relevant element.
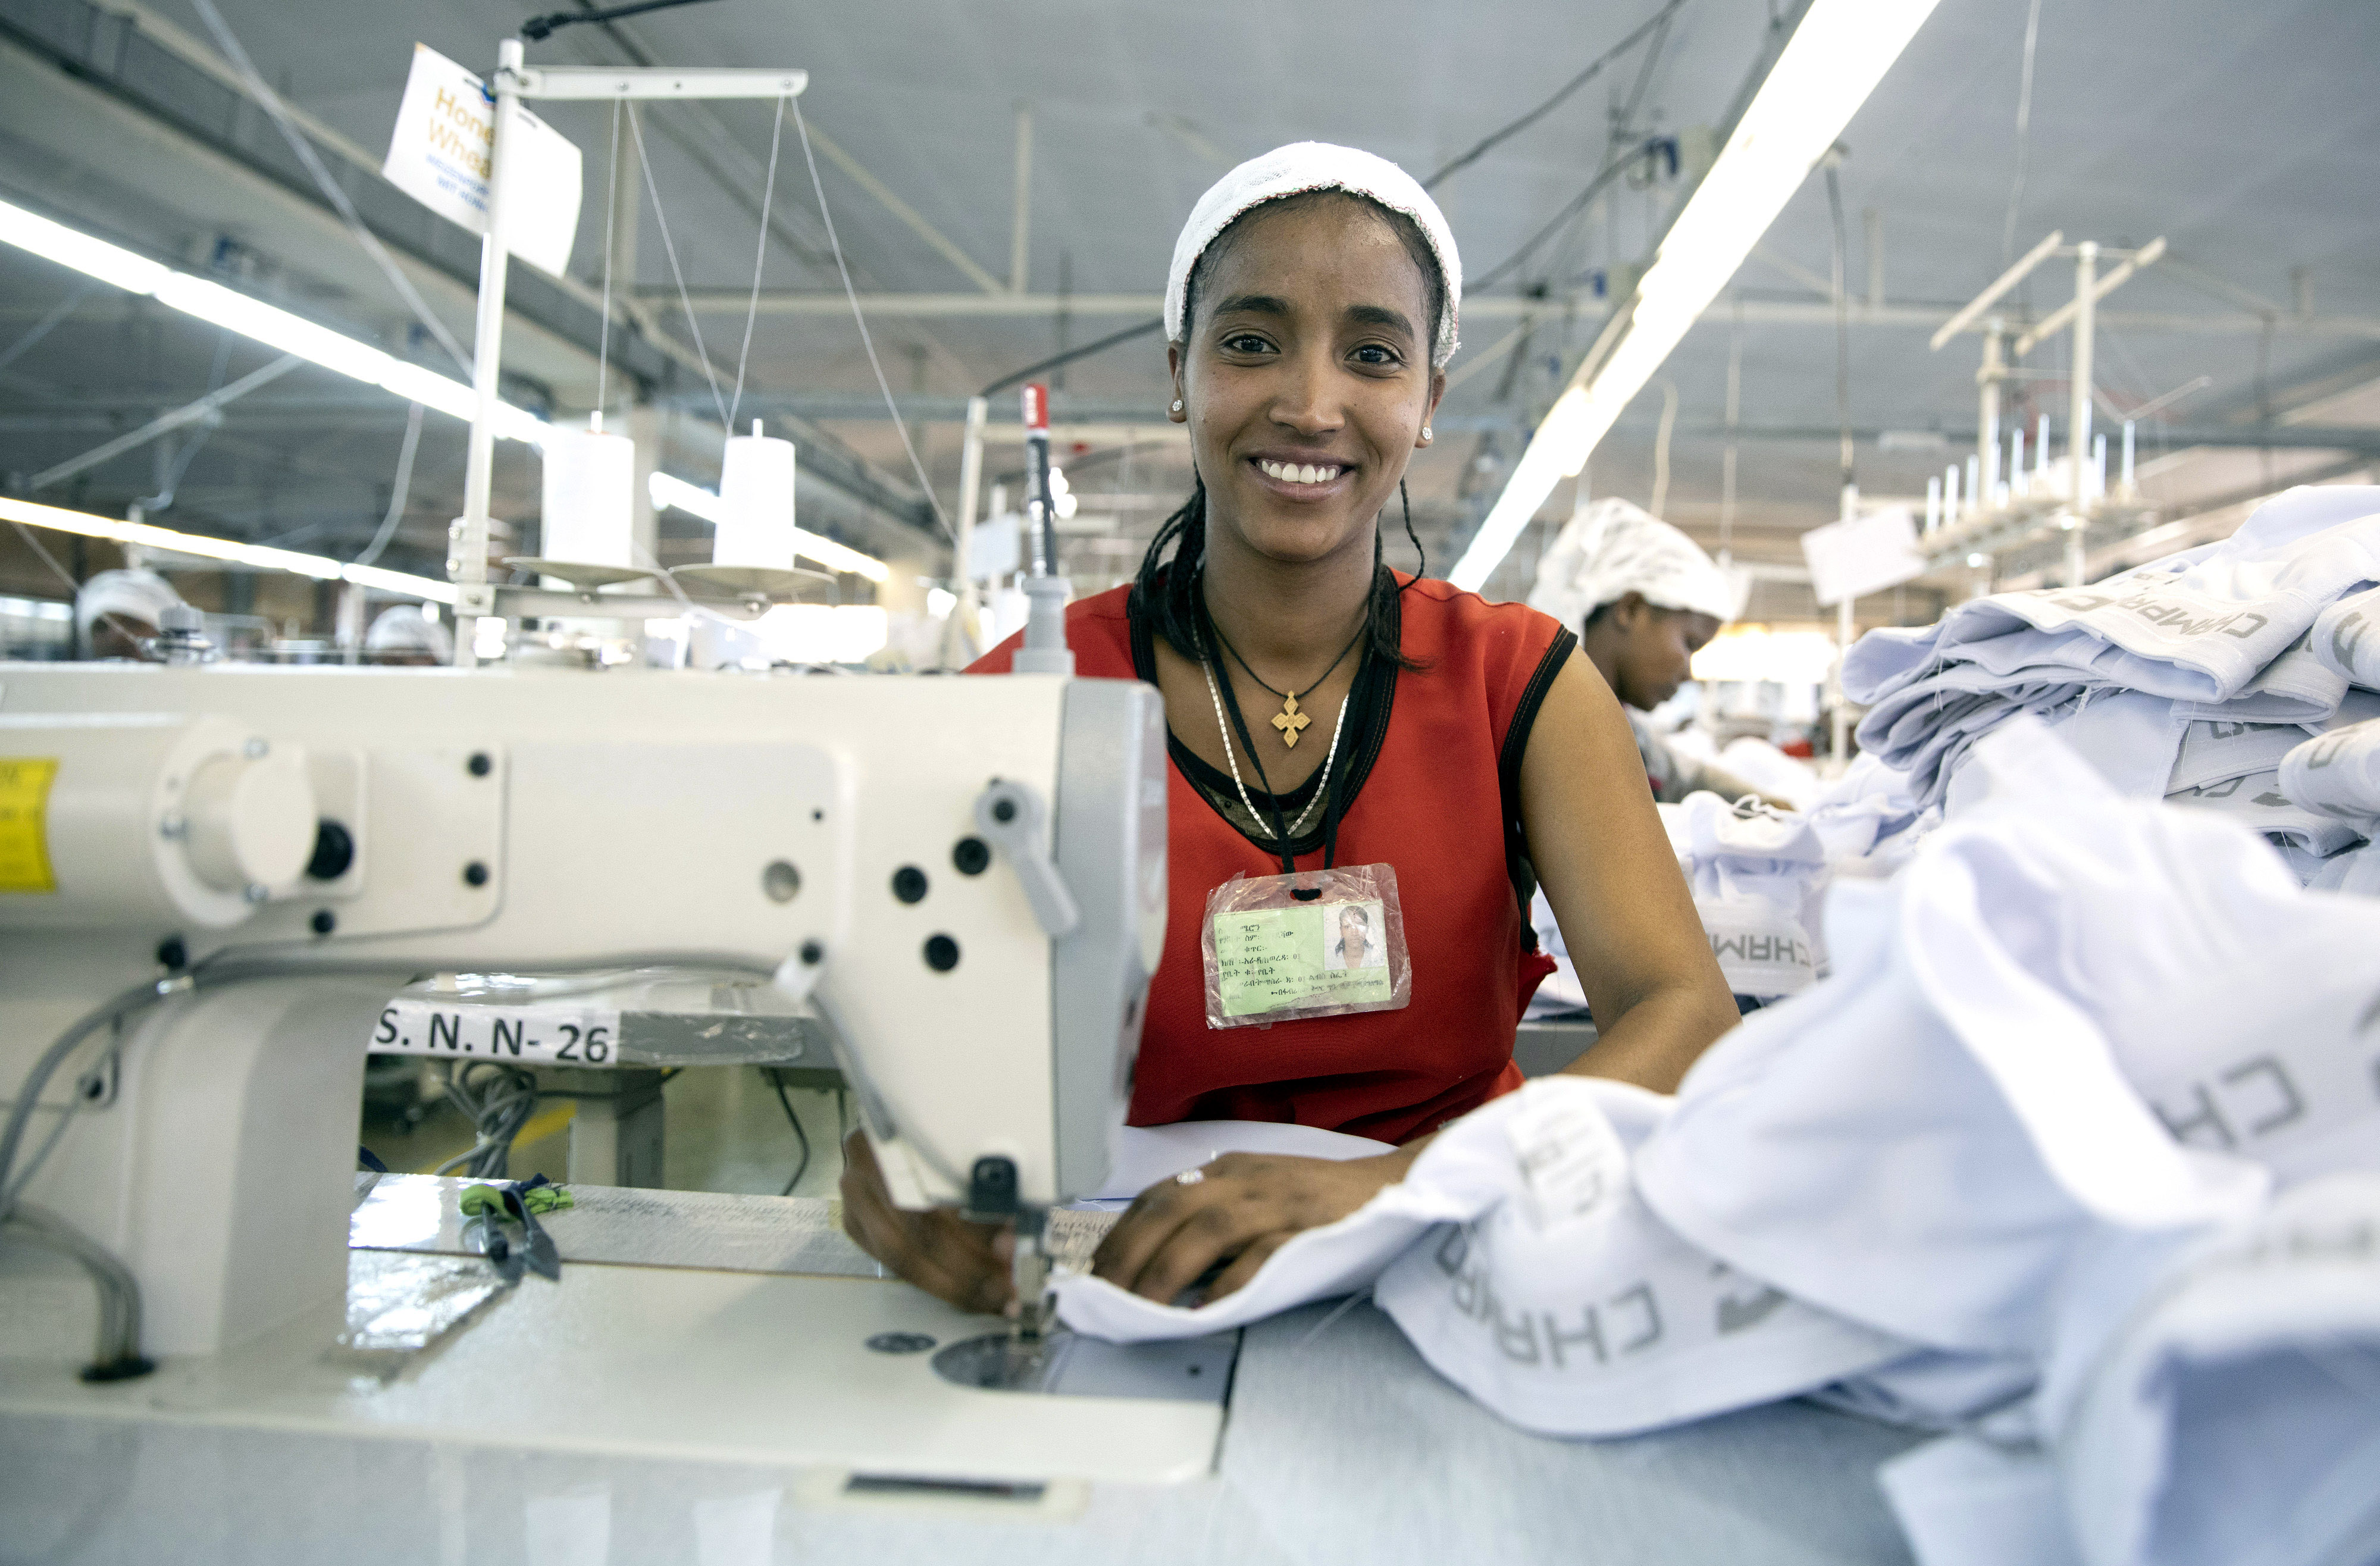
[1370,1078,1905,1437]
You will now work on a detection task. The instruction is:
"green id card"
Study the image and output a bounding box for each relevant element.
[1212,899,1393,1019]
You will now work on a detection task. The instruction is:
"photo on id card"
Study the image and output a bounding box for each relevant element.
[1201,863,1411,1029]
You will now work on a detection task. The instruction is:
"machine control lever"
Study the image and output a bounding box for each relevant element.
[973,779,1080,938]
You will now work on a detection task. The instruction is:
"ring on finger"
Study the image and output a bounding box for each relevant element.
[1173,1165,1208,1187]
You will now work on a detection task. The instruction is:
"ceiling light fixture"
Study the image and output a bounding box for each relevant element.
[1,494,458,604]
[0,197,546,445]
[648,472,890,582]
[1448,0,1945,593]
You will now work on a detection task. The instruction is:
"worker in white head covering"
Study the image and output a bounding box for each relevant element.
[1528,498,1765,803]
[74,568,186,660]
[364,603,453,666]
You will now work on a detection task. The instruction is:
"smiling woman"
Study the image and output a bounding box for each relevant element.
[841,142,1738,1316]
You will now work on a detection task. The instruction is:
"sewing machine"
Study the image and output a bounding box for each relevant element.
[0,659,1242,1488]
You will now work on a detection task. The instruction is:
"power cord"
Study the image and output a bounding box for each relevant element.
[769,1068,812,1197]
[431,1061,541,1179]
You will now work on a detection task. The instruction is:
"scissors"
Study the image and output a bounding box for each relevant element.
[462,1175,564,1283]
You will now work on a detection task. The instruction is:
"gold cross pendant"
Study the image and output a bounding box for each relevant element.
[1272,691,1311,747]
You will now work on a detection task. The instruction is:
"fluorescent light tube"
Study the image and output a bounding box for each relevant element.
[1,494,458,604]
[0,196,544,446]
[649,472,890,582]
[1449,0,1944,593]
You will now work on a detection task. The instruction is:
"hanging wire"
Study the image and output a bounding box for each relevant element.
[770,1069,812,1197]
[597,99,622,421]
[1999,0,2045,268]
[352,400,427,568]
[625,102,732,429]
[1422,0,1690,189]
[787,95,955,541]
[187,0,472,377]
[727,97,788,432]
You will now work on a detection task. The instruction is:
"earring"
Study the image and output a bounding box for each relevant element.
[1171,399,1184,412]
[1421,425,1433,441]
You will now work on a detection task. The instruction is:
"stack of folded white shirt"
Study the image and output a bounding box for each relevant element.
[1844,484,2380,810]
[1528,793,1833,1014]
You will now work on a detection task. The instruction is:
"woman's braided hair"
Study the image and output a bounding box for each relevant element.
[1128,190,1445,669]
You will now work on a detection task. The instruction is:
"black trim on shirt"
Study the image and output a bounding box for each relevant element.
[1498,628,1578,925]
[1130,590,1402,860]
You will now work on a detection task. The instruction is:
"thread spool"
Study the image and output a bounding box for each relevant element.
[716,420,797,571]
[538,416,637,569]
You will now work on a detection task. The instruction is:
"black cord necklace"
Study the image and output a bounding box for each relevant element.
[1205,611,1367,750]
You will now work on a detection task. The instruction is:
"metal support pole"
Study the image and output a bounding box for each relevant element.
[2064,528,2088,588]
[450,36,526,667]
[1976,321,2005,505]
[946,393,988,667]
[1830,481,1857,766]
[2070,241,2097,505]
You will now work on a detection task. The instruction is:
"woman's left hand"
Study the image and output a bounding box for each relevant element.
[1090,1146,1423,1305]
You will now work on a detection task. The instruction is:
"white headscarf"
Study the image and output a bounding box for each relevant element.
[365,604,454,661]
[1165,142,1462,368]
[1526,498,1743,630]
[74,568,184,640]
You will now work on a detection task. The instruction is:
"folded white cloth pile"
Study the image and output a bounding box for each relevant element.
[1845,484,2380,810]
[1639,718,2380,1566]
[1527,793,1830,1015]
[2279,715,2380,892]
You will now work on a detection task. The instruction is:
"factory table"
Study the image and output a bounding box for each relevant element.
[0,1287,1922,1565]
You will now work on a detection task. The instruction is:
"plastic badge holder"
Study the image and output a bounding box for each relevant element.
[1201,863,1411,1029]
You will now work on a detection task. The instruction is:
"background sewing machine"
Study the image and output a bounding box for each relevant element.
[0,659,1254,1488]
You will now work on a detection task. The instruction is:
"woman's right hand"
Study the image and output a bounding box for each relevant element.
[837,1130,1016,1315]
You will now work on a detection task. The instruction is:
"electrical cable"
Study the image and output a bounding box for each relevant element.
[352,400,425,569]
[1421,0,1691,190]
[521,0,722,42]
[979,317,1164,401]
[5,1202,148,1379]
[787,95,955,541]
[0,283,92,378]
[769,1069,812,1197]
[185,0,473,378]
[431,1061,540,1179]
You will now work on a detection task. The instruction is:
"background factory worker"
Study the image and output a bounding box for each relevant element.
[364,603,453,666]
[844,142,1736,1314]
[1529,498,1774,804]
[73,567,185,660]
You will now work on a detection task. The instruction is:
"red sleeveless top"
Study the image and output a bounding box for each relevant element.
[972,577,1571,1144]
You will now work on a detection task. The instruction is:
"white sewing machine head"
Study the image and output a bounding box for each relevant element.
[0,662,1166,1357]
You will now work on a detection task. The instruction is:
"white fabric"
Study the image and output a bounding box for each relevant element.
[2164,766,2366,857]
[1716,735,1821,809]
[2310,582,2380,690]
[2043,1174,2380,1566]
[1881,1436,2082,1566]
[1164,141,1461,367]
[1634,721,2282,1357]
[1370,1078,1904,1437]
[1526,498,1743,629]
[1846,484,2380,806]
[1807,1346,2038,1432]
[365,605,455,661]
[2279,717,2380,830]
[73,567,183,639]
[1529,793,1826,1013]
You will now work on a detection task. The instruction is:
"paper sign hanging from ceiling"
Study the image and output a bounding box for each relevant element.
[382,43,584,279]
[1800,505,1927,608]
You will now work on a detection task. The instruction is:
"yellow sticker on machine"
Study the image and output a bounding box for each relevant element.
[0,757,60,894]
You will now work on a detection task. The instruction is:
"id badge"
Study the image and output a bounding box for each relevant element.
[1201,863,1413,1029]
